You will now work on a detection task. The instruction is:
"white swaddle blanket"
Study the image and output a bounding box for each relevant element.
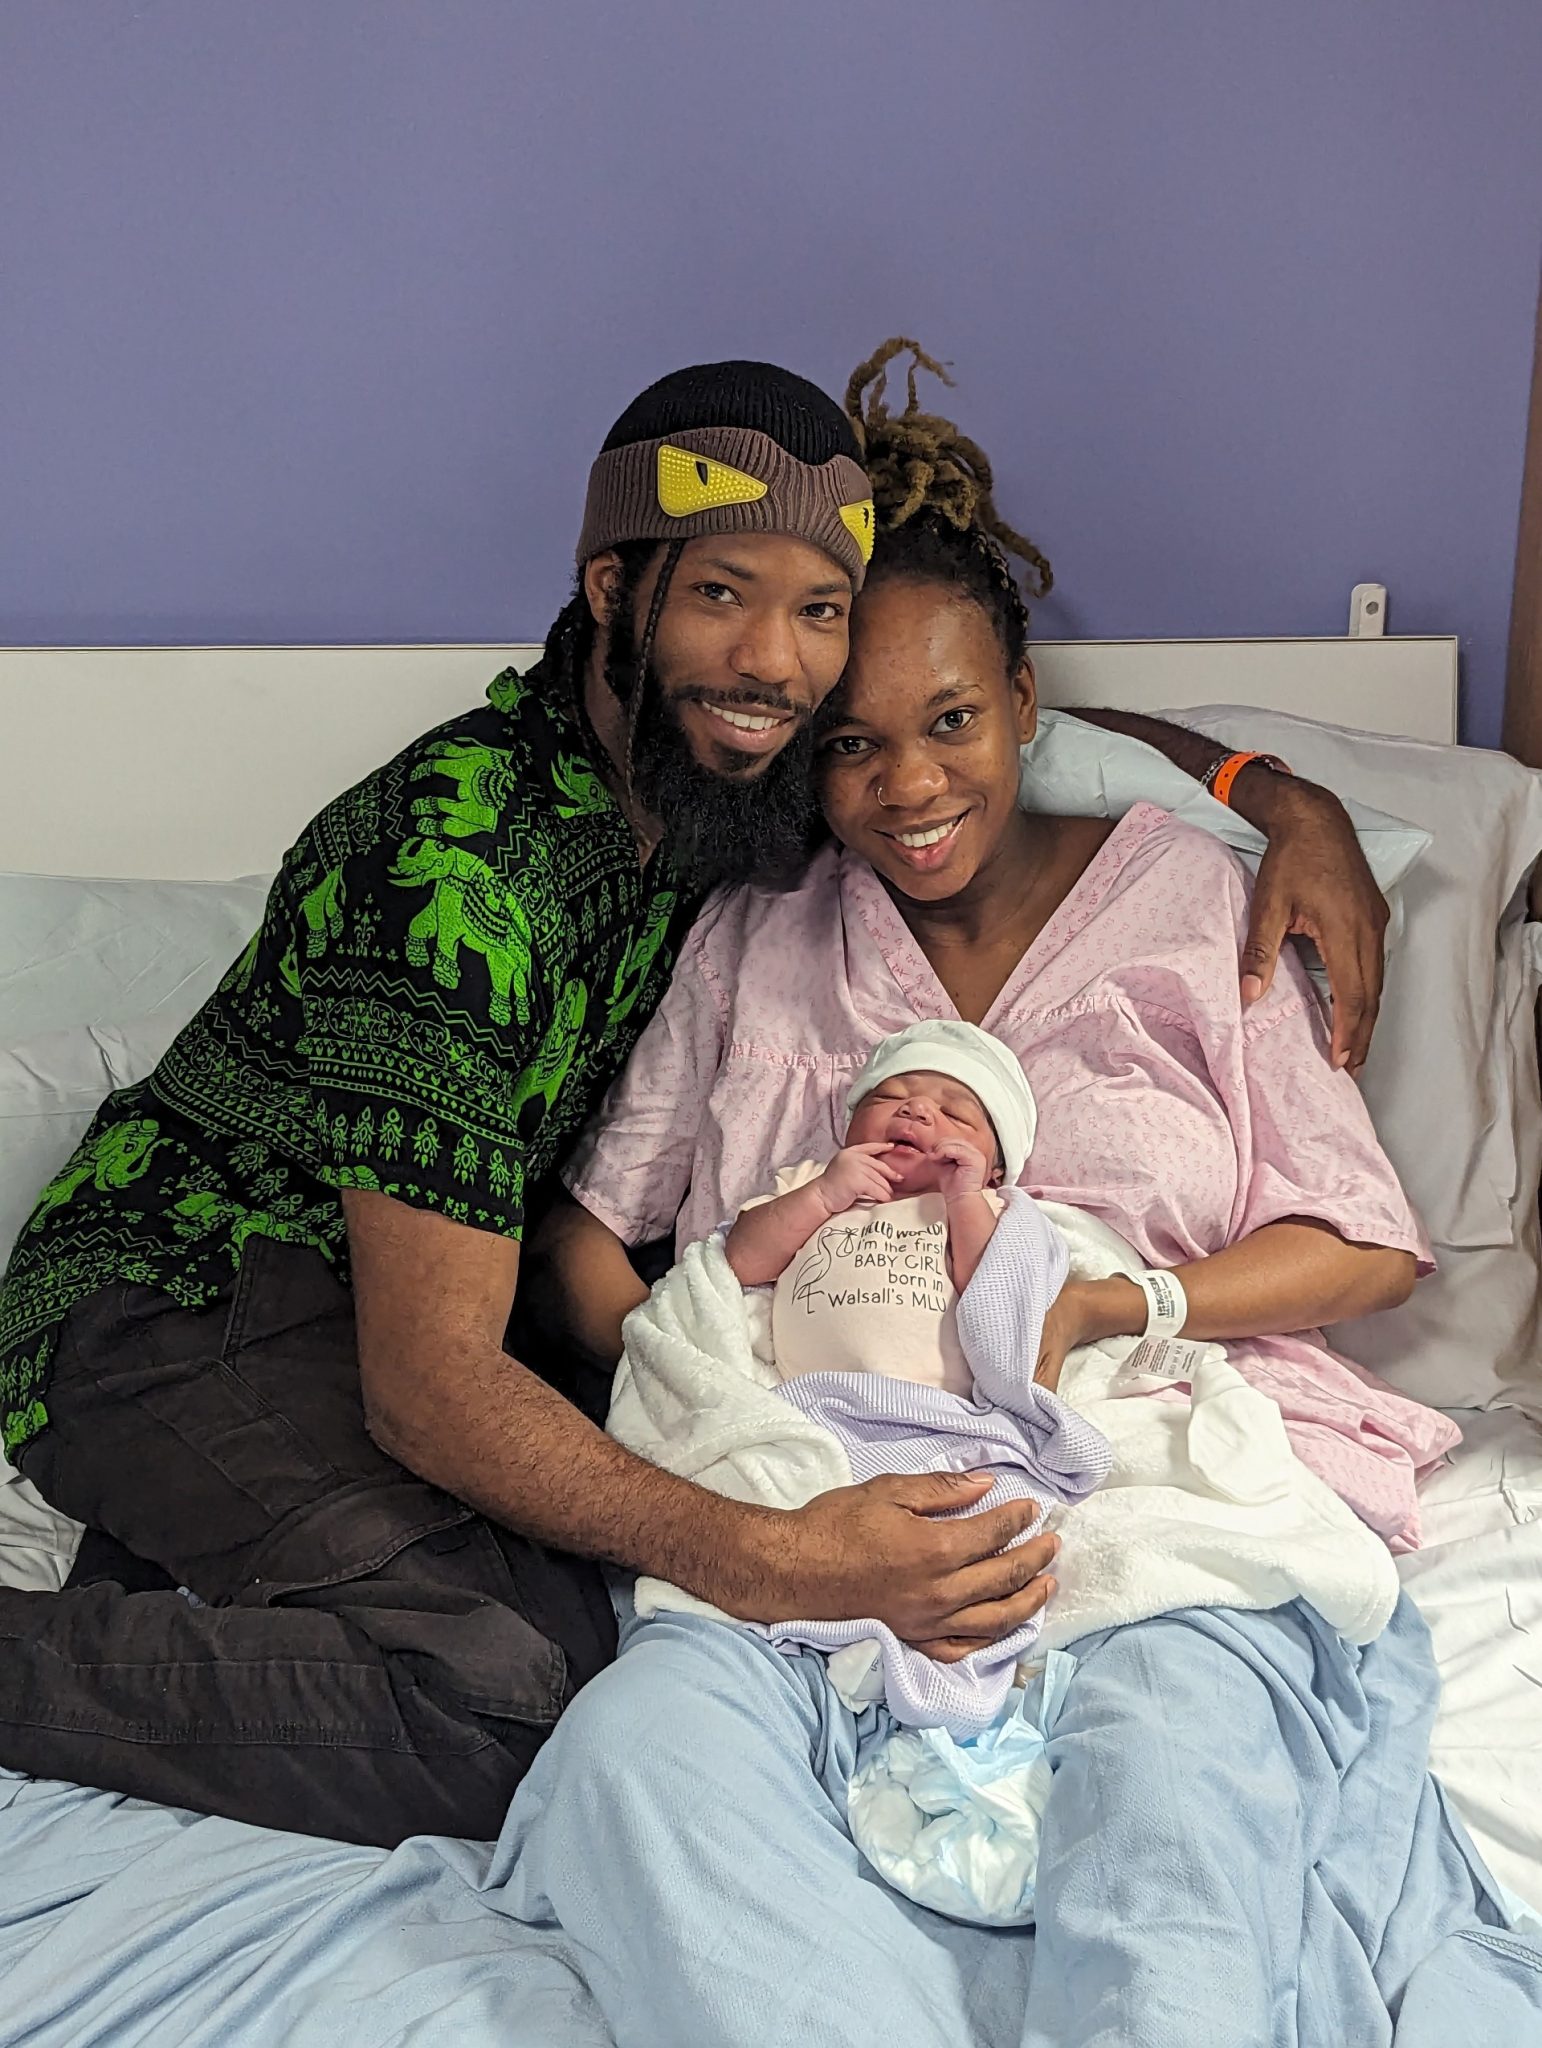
[609,1202,1400,1655]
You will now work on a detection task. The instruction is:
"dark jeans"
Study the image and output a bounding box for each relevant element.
[0,1237,616,1848]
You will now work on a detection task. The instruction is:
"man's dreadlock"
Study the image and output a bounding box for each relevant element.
[539,537,684,786]
[844,338,1052,675]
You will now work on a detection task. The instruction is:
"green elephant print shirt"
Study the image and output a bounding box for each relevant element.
[0,663,690,1457]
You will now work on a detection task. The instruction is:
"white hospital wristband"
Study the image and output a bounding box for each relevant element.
[1134,1269,1188,1339]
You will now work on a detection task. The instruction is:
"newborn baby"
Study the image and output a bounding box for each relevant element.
[726,1021,1029,1396]
[716,1020,1111,1734]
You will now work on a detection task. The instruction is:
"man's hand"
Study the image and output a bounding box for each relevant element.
[1232,770,1389,1073]
[817,1142,904,1213]
[719,1472,1058,1662]
[1069,712,1389,1074]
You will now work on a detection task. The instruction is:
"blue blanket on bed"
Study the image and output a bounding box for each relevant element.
[2,1595,1540,2047]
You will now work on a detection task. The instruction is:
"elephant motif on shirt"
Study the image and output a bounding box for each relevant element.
[410,740,517,842]
[512,977,589,1120]
[552,754,610,820]
[170,1189,322,1265]
[29,1119,165,1227]
[607,892,676,1035]
[390,837,534,1027]
[299,867,346,958]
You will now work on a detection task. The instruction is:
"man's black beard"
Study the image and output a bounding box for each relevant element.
[605,624,818,894]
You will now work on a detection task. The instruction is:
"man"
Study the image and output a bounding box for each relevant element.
[0,360,1387,1846]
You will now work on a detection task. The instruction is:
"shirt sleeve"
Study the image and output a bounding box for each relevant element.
[561,913,729,1245]
[292,839,544,1241]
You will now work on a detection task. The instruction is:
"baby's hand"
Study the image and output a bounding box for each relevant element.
[933,1138,991,1201]
[818,1142,904,1214]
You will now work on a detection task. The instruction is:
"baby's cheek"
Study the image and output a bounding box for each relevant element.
[844,1104,883,1145]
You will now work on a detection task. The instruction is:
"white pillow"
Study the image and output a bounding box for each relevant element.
[1023,709,1431,896]
[0,870,272,1046]
[1020,711,1430,984]
[1152,706,1542,1414]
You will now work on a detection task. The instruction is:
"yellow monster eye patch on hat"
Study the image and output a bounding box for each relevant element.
[580,424,873,587]
[656,444,769,517]
[839,498,875,563]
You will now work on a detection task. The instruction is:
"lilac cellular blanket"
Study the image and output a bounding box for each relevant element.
[764,1190,1112,1733]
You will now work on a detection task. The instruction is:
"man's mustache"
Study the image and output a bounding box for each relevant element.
[671,683,806,719]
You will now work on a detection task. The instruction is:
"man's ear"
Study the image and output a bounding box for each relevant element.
[1012,655,1038,746]
[582,550,625,628]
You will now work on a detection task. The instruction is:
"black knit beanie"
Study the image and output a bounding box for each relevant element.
[576,360,875,584]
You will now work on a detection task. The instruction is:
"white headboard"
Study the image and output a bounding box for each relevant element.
[1,635,1458,881]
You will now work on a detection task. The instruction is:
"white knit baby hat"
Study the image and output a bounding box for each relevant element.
[844,1020,1038,1182]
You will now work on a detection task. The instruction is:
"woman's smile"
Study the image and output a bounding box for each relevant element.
[878,811,970,872]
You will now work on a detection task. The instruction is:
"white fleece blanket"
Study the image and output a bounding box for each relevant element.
[608,1205,1400,1653]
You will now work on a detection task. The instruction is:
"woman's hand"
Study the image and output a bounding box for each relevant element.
[817,1142,903,1213]
[1034,1276,1146,1389]
[1034,1284,1092,1392]
[1232,771,1389,1075]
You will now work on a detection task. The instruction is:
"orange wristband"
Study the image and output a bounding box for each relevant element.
[1206,750,1271,808]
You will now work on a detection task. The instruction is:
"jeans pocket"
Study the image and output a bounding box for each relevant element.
[271,1512,570,1728]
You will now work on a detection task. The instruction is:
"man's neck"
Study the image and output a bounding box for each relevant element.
[582,654,664,864]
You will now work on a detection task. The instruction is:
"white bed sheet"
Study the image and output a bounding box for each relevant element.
[1400,1406,1542,1912]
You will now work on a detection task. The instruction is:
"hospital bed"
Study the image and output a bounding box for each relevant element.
[1,633,1540,2045]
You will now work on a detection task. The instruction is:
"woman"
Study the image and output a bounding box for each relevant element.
[499,349,1533,2046]
[552,341,1454,1554]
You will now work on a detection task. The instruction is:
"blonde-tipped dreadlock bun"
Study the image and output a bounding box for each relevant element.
[845,339,1052,652]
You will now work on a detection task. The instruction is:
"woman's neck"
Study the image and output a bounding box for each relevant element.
[883,808,1111,1021]
[887,807,1061,952]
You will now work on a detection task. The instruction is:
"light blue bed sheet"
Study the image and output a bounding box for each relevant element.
[4,1595,1542,2048]
[0,1771,604,2048]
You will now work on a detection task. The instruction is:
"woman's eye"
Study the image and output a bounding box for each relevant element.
[934,707,975,734]
[694,582,739,604]
[823,734,870,758]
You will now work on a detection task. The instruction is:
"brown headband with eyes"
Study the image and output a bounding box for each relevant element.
[576,425,875,588]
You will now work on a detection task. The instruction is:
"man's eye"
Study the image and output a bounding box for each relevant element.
[934,707,975,733]
[802,601,845,622]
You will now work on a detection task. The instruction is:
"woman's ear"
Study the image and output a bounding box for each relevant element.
[1011,655,1038,746]
[582,549,625,628]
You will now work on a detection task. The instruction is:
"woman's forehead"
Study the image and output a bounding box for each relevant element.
[838,582,1005,715]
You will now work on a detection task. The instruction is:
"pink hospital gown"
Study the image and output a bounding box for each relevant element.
[565,803,1458,1550]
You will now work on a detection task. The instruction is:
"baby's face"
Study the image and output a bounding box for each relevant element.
[845,1070,1000,1193]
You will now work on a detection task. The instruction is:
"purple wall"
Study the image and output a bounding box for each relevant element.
[2,2,1539,745]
